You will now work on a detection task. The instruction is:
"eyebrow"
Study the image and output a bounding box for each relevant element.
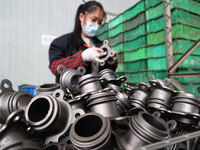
[91,16,103,22]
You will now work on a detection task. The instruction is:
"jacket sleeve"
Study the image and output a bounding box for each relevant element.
[49,35,88,76]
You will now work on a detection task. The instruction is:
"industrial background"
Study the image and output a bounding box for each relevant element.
[0,0,139,90]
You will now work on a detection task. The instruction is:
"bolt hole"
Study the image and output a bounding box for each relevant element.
[4,83,9,88]
[55,93,60,97]
[75,113,81,118]
[67,140,72,145]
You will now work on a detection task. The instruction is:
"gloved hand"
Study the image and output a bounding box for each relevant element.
[107,52,118,65]
[82,47,105,62]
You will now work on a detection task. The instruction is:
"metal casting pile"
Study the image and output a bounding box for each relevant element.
[1,67,200,150]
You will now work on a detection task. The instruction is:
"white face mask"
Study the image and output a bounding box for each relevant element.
[83,21,100,37]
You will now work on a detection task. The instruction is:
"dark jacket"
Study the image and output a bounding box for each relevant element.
[49,33,117,83]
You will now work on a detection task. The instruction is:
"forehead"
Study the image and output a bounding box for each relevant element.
[86,7,104,19]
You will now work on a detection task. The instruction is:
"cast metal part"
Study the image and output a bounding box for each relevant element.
[0,79,33,124]
[43,142,66,150]
[57,65,86,93]
[25,89,85,144]
[128,82,149,109]
[115,111,170,150]
[147,79,176,111]
[78,74,102,94]
[35,83,60,95]
[169,92,200,125]
[0,110,42,150]
[116,92,131,115]
[99,40,117,66]
[86,91,120,118]
[69,113,114,150]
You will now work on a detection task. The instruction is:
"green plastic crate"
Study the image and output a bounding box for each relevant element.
[147,23,200,45]
[124,60,148,72]
[124,48,148,62]
[109,33,124,47]
[148,55,200,70]
[179,83,200,96]
[125,71,149,83]
[124,0,145,21]
[124,24,146,41]
[147,39,200,58]
[109,13,124,29]
[116,72,124,78]
[116,63,125,72]
[111,43,124,52]
[118,51,124,63]
[175,69,200,84]
[124,35,147,51]
[97,23,108,35]
[146,0,200,21]
[97,32,108,41]
[147,70,167,80]
[147,8,200,33]
[124,12,146,31]
[109,23,124,38]
[146,0,162,9]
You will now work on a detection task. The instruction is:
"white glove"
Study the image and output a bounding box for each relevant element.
[82,47,105,62]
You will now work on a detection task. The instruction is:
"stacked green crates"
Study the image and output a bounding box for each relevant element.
[97,0,200,95]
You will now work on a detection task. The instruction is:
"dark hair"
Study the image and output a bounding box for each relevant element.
[71,1,106,52]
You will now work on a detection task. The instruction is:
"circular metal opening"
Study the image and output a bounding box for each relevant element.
[28,98,50,122]
[43,145,59,150]
[75,115,103,137]
[142,113,166,131]
[40,83,58,89]
[71,75,79,85]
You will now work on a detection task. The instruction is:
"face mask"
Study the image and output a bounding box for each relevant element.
[83,21,100,37]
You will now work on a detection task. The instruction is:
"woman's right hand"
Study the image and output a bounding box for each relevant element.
[81,47,105,63]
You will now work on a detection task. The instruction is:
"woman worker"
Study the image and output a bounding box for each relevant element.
[49,1,118,83]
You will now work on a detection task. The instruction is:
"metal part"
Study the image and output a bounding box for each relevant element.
[78,74,102,94]
[0,79,33,124]
[116,92,131,115]
[69,113,114,150]
[147,79,176,111]
[57,65,86,93]
[99,40,118,66]
[170,92,200,125]
[115,111,170,150]
[86,91,120,118]
[128,83,149,109]
[43,142,66,150]
[35,83,60,95]
[0,110,42,150]
[25,89,85,144]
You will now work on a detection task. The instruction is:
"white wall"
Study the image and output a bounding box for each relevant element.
[0,0,139,90]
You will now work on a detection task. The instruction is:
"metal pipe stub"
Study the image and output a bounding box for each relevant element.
[78,74,102,94]
[147,79,176,111]
[99,68,117,81]
[170,92,200,125]
[86,91,120,118]
[69,113,113,150]
[116,111,170,150]
[0,79,33,124]
[116,92,131,115]
[25,89,85,144]
[35,83,60,95]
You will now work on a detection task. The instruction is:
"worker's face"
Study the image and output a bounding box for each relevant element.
[79,7,104,28]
